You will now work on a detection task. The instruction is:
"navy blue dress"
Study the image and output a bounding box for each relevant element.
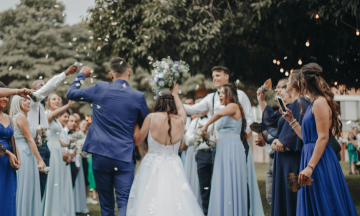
[262,98,310,216]
[0,120,16,216]
[297,101,357,216]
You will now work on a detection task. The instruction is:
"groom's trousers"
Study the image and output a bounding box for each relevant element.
[92,154,135,216]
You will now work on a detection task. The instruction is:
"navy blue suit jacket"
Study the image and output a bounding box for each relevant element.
[66,73,149,162]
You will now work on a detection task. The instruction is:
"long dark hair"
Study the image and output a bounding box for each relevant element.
[153,90,178,145]
[298,63,341,137]
[222,83,247,141]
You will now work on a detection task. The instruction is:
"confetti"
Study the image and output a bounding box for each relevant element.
[69,42,72,46]
[89,36,93,40]
[76,83,80,87]
[54,5,60,8]
[88,30,92,33]
[98,38,101,40]
[91,78,93,83]
[76,49,78,51]
[122,83,126,88]
[236,79,240,84]
[204,187,209,190]
[111,10,115,13]
[76,54,79,57]
[56,132,60,135]
[111,22,117,25]
[347,120,352,125]
[54,184,58,186]
[87,53,89,57]
[120,61,123,65]
[80,97,84,100]
[106,35,109,38]
[145,78,148,81]
[104,38,108,42]
[99,8,103,12]
[97,46,101,51]
[179,89,181,94]
[80,80,84,84]
[92,75,97,78]
[110,17,113,20]
[64,81,68,84]
[90,104,93,107]
[75,78,78,81]
[90,70,94,74]
[84,46,87,50]
[114,167,118,171]
[72,37,77,41]
[62,13,65,17]
[39,76,43,79]
[99,16,102,20]
[80,63,83,67]
[9,66,12,71]
[26,75,30,79]
[97,105,101,109]
[45,54,48,59]
[195,85,199,90]
[144,35,149,39]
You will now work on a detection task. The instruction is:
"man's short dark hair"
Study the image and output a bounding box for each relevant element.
[110,57,128,74]
[60,110,70,116]
[185,97,194,101]
[195,95,205,100]
[212,66,230,75]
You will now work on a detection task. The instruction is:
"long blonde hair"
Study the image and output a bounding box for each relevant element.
[9,95,25,118]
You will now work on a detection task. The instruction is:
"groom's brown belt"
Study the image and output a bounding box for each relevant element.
[197,148,212,153]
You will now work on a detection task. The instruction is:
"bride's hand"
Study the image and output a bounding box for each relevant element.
[170,83,179,95]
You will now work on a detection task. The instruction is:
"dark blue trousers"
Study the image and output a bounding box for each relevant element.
[37,143,50,199]
[71,162,79,188]
[92,154,135,216]
[196,151,213,215]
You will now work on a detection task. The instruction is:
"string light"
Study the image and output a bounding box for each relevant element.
[280,68,284,73]
[290,69,294,73]
[334,81,338,85]
[305,39,310,47]
[273,59,277,64]
[285,71,289,76]
[276,60,280,65]
[356,30,359,36]
[315,13,319,19]
[298,59,302,65]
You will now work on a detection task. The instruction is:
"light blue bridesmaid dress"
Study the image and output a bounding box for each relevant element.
[208,116,264,216]
[43,117,64,216]
[13,113,42,216]
[184,147,202,209]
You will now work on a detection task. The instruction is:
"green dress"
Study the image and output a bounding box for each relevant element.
[347,142,359,163]
[87,154,96,190]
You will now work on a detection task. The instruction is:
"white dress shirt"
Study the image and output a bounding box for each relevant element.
[184,89,255,134]
[27,72,66,131]
[185,116,212,150]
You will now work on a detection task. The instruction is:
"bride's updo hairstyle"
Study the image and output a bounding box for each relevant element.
[222,83,247,141]
[299,63,341,137]
[154,90,178,144]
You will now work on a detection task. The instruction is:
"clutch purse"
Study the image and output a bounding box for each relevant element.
[250,122,262,133]
[286,172,312,192]
[329,135,341,155]
[0,144,6,157]
[9,136,18,159]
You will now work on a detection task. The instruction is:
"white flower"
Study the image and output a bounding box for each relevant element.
[158,73,164,78]
[175,72,179,77]
[158,81,165,87]
[154,75,159,82]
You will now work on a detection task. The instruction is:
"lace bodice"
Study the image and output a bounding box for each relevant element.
[147,131,182,156]
[13,113,36,146]
[216,116,242,135]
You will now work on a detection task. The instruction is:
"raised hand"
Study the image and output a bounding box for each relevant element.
[170,83,179,95]
[68,100,75,107]
[80,66,93,77]
[279,105,294,123]
[257,87,266,102]
[65,65,78,75]
[17,88,34,99]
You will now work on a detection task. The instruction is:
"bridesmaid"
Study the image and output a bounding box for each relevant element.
[0,82,20,216]
[10,95,46,216]
[281,63,357,216]
[201,83,264,216]
[43,93,74,216]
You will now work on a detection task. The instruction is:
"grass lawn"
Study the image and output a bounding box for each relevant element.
[79,162,360,216]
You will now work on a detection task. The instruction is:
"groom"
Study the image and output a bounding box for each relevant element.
[66,57,149,216]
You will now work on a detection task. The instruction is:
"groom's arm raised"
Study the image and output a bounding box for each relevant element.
[66,66,95,102]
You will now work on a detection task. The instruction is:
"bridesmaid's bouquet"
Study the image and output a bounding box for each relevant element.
[69,132,84,154]
[149,56,190,95]
[193,129,208,150]
[35,125,50,147]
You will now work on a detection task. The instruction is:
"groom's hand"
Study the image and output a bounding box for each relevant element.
[80,66,93,77]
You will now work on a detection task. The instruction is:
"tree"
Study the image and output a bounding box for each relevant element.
[0,0,96,99]
[87,0,360,91]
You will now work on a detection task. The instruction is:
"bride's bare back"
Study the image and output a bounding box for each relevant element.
[149,112,184,145]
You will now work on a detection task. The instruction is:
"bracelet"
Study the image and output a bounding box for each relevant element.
[307,165,314,170]
[15,89,18,95]
[289,119,297,126]
[292,122,299,129]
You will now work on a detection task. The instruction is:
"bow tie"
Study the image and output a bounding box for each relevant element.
[217,91,220,95]
[200,116,207,120]
[68,131,73,135]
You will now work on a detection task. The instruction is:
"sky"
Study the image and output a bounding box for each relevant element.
[0,0,95,26]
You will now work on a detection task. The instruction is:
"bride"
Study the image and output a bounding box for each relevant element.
[126,84,203,216]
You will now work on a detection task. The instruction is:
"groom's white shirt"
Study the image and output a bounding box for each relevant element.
[184,89,254,134]
[28,72,66,131]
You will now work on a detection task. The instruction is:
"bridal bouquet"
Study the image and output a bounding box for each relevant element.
[193,129,208,150]
[149,56,190,95]
[69,132,84,155]
[35,125,50,147]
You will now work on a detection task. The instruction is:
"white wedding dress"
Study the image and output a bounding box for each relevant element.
[126,114,204,216]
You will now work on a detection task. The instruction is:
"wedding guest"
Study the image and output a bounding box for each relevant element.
[353,127,360,161]
[183,66,263,216]
[43,93,75,216]
[180,97,195,165]
[260,71,309,216]
[73,113,81,131]
[184,96,207,211]
[0,87,33,98]
[72,118,89,214]
[0,82,20,216]
[10,95,45,216]
[282,63,357,215]
[256,78,288,205]
[87,153,98,200]
[201,83,264,216]
[346,132,358,174]
[58,110,76,216]
[28,65,77,199]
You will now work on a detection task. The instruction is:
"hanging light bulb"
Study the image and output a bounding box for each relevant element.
[298,59,302,65]
[273,59,277,64]
[285,71,289,76]
[276,60,280,65]
[356,30,359,36]
[305,39,310,47]
[315,13,319,19]
[334,81,338,85]
[280,68,284,73]
[290,69,294,73]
